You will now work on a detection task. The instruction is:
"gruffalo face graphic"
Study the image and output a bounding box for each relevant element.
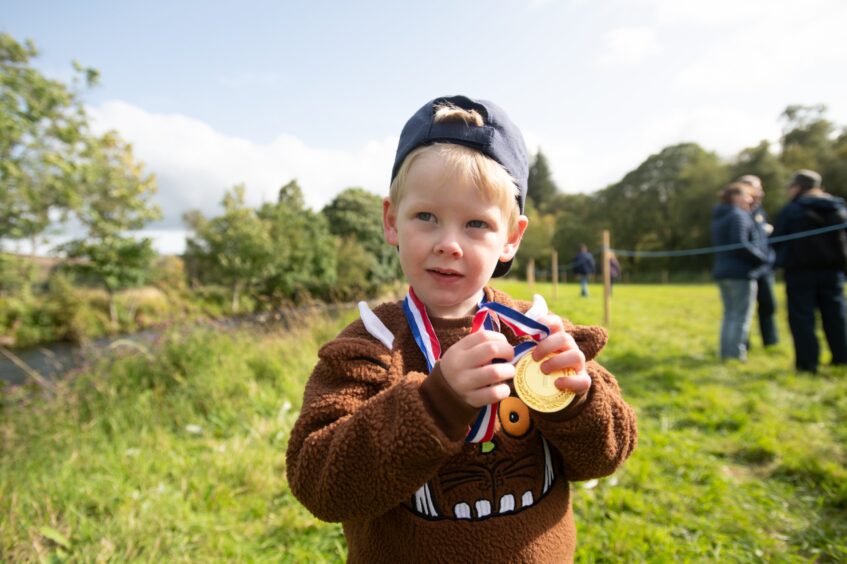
[407,395,557,521]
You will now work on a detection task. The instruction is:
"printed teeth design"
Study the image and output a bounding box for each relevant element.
[498,494,515,513]
[413,437,555,521]
[475,499,492,518]
[453,490,535,520]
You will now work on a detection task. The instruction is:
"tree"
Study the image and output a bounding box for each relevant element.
[527,150,559,212]
[331,237,375,301]
[322,187,400,293]
[550,193,597,271]
[515,201,555,278]
[61,132,162,324]
[780,104,834,171]
[729,140,790,217]
[184,185,272,313]
[61,237,157,324]
[591,143,728,274]
[0,33,98,254]
[779,104,846,199]
[825,130,847,199]
[185,180,337,308]
[258,180,336,303]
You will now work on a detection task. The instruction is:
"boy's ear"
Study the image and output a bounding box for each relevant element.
[500,214,529,262]
[383,198,399,246]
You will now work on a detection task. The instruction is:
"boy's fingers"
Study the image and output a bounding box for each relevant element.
[532,331,579,361]
[456,330,509,350]
[464,363,515,390]
[540,349,585,374]
[467,382,512,408]
[468,339,515,365]
[554,372,591,394]
[537,313,565,334]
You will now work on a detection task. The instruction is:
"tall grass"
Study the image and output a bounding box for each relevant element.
[1,282,845,562]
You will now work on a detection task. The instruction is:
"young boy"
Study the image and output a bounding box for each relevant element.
[286,95,637,562]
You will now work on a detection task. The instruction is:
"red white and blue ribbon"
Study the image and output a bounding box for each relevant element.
[403,287,551,443]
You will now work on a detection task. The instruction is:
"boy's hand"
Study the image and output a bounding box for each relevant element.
[531,313,591,396]
[438,331,516,408]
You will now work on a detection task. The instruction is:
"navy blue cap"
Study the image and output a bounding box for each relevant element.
[391,95,528,277]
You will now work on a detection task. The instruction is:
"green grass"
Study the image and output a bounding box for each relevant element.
[2,282,846,562]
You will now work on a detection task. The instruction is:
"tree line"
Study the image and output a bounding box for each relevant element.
[518,105,847,279]
[182,182,400,311]
[3,31,846,318]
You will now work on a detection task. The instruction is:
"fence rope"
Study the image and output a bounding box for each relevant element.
[608,222,847,258]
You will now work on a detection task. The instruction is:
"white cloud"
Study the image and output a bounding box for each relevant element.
[598,27,662,66]
[646,0,775,25]
[639,0,847,92]
[88,100,397,226]
[638,106,782,158]
[676,9,847,91]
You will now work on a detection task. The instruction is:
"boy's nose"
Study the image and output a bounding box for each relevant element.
[434,235,462,257]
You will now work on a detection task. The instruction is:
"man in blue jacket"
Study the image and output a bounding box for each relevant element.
[772,169,847,373]
[711,182,768,361]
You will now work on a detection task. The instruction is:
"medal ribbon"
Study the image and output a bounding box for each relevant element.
[403,287,551,443]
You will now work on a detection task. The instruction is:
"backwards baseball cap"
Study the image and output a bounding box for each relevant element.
[789,169,822,191]
[391,95,529,277]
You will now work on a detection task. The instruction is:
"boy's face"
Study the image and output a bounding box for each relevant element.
[383,151,527,318]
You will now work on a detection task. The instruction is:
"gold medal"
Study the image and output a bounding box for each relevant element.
[514,354,576,413]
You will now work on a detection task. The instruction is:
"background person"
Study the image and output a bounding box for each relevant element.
[711,182,769,361]
[737,174,779,348]
[772,169,847,373]
[573,243,596,297]
[608,251,621,295]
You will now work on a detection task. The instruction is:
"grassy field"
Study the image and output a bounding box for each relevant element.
[1,282,845,562]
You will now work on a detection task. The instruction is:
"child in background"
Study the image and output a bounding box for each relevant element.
[286,95,637,563]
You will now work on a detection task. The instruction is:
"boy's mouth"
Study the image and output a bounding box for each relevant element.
[427,268,463,279]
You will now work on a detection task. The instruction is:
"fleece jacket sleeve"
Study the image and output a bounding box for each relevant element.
[285,335,467,523]
[532,323,638,481]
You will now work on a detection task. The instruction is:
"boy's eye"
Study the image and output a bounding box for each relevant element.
[467,219,489,229]
[416,212,435,222]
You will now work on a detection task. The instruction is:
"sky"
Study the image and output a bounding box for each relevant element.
[5,0,847,254]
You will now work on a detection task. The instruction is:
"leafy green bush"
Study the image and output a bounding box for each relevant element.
[0,253,37,296]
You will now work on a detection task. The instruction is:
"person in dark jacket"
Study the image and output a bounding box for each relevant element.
[572,244,595,297]
[738,174,779,348]
[711,182,768,361]
[772,169,847,373]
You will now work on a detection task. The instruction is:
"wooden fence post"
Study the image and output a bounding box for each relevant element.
[527,258,535,292]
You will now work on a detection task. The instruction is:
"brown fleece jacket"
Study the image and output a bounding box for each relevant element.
[286,287,637,563]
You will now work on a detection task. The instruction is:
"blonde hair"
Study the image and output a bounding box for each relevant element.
[389,103,521,231]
